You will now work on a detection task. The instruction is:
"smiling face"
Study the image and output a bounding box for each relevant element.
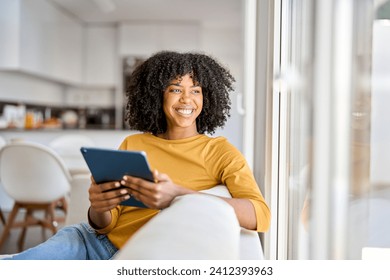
[162,74,203,139]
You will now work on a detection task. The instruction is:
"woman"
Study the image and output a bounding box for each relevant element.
[5,51,270,260]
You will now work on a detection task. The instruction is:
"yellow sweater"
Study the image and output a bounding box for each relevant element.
[95,133,270,249]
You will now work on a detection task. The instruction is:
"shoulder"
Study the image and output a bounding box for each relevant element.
[203,135,243,158]
[119,133,153,149]
[205,135,238,149]
[123,133,151,141]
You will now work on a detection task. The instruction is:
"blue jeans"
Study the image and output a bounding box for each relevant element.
[3,222,118,260]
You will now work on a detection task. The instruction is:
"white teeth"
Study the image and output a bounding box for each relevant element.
[176,109,193,115]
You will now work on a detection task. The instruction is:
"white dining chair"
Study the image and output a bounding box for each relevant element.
[49,134,95,176]
[0,141,72,252]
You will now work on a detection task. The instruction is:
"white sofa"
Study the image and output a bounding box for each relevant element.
[2,175,264,260]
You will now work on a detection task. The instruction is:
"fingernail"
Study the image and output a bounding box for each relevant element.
[121,180,126,185]
[120,189,127,194]
[124,195,130,200]
[123,176,127,180]
[115,182,120,187]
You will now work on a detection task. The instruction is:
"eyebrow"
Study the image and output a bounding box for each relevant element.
[168,83,201,88]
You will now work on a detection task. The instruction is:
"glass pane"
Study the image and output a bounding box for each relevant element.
[282,0,314,260]
[280,0,380,259]
[368,15,390,250]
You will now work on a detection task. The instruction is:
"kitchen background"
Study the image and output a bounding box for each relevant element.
[0,0,245,139]
[0,0,251,211]
[2,0,390,260]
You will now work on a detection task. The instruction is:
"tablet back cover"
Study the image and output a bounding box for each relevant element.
[80,147,154,208]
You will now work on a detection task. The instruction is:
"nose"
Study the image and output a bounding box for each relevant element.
[179,90,191,103]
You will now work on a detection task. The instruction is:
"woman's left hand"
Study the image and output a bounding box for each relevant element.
[120,170,195,209]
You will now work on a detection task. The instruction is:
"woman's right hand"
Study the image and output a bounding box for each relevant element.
[87,176,130,229]
[88,176,130,213]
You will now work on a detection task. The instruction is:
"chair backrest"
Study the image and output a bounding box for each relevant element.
[49,134,95,157]
[49,134,95,173]
[0,142,72,203]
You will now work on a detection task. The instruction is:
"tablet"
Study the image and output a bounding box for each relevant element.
[80,147,154,208]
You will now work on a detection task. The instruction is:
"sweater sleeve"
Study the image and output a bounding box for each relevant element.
[207,138,271,232]
[93,206,121,234]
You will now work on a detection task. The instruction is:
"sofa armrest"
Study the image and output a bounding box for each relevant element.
[201,185,264,259]
[115,193,241,260]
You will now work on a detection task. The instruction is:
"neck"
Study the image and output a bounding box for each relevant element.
[158,130,199,140]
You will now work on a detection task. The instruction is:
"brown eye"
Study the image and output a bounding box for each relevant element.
[169,88,181,94]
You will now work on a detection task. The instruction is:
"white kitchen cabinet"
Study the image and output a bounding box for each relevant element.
[84,25,117,87]
[0,0,20,69]
[20,0,83,84]
[0,0,83,84]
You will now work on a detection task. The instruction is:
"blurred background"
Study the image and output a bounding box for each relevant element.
[1,0,390,260]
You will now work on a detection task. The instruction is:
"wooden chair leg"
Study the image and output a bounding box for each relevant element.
[42,207,50,238]
[17,208,33,252]
[1,201,66,252]
[52,197,67,225]
[0,207,6,225]
[47,204,58,234]
[38,204,57,236]
[55,197,68,215]
[61,197,68,215]
[0,204,20,251]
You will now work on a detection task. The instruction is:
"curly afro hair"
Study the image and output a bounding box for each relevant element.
[125,51,235,135]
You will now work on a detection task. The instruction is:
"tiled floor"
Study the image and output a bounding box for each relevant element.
[0,209,65,255]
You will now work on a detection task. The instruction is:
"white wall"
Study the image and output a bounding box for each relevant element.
[118,22,202,56]
[200,25,244,150]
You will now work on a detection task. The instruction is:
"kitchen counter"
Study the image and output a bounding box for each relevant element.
[0,129,136,149]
